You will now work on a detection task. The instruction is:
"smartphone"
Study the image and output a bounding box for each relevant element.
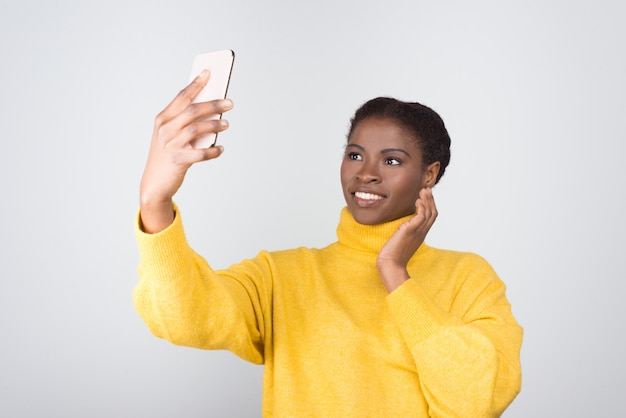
[189,49,235,148]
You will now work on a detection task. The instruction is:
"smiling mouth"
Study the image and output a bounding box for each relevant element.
[354,191,384,201]
[352,191,385,207]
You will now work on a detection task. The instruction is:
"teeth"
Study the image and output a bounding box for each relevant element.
[355,191,383,200]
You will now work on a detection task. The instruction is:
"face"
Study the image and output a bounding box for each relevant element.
[340,117,439,225]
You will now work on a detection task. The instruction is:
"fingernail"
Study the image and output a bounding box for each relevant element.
[222,99,233,109]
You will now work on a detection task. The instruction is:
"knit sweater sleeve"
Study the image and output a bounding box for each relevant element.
[386,253,523,417]
[132,206,269,364]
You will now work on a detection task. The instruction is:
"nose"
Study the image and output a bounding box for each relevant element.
[356,161,381,183]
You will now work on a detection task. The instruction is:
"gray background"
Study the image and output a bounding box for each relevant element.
[1,0,625,416]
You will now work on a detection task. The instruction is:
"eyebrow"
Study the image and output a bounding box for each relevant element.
[346,143,411,157]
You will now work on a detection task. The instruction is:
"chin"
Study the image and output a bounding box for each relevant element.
[349,208,392,226]
[350,204,415,225]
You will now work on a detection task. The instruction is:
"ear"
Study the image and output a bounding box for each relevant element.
[423,161,441,188]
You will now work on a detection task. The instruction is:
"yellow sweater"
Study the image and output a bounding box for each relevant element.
[134,207,522,417]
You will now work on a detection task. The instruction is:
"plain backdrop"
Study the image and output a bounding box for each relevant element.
[1,0,625,416]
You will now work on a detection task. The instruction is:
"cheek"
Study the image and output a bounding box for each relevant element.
[339,162,351,186]
[393,174,423,200]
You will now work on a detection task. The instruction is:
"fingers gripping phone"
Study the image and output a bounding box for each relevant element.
[189,49,235,148]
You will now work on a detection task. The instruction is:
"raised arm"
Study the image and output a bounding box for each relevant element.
[139,69,233,233]
[134,74,269,363]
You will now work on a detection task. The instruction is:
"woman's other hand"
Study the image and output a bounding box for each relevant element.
[376,187,438,292]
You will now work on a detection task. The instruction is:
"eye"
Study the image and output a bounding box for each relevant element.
[346,152,362,161]
[384,157,401,166]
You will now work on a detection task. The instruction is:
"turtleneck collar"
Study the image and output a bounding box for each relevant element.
[336,207,419,254]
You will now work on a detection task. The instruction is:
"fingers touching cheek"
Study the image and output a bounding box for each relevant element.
[415,187,438,222]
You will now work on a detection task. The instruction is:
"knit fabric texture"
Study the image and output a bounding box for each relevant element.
[134,206,522,417]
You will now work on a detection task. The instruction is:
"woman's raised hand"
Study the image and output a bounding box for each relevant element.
[376,187,438,292]
[139,70,234,233]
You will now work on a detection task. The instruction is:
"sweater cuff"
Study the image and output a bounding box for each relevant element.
[386,279,456,348]
[135,204,194,272]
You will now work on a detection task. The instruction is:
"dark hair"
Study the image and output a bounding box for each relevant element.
[347,97,451,184]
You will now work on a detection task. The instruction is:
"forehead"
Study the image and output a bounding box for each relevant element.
[348,117,421,153]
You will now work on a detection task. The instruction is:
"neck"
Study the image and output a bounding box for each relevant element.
[336,207,416,253]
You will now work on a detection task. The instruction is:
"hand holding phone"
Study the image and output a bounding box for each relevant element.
[189,49,235,148]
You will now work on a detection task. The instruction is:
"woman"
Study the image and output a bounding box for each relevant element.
[134,70,523,417]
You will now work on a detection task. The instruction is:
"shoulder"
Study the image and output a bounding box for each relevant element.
[416,244,503,289]
[421,244,494,269]
[236,245,321,267]
[415,246,511,314]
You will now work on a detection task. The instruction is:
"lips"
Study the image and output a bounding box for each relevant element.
[354,191,383,201]
[352,190,386,207]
